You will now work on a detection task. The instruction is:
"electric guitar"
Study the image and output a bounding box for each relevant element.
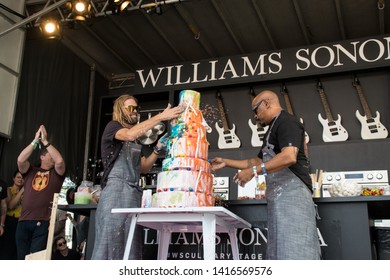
[247,87,268,147]
[215,90,241,149]
[317,80,349,142]
[352,75,388,139]
[280,83,310,143]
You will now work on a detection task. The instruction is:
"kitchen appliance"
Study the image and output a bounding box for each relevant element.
[321,169,389,197]
[322,169,390,228]
[213,177,229,200]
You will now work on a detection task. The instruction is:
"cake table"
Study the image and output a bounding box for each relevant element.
[111,206,252,260]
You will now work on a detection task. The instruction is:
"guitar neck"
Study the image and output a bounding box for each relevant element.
[282,93,294,115]
[318,88,335,122]
[354,83,373,119]
[216,98,230,130]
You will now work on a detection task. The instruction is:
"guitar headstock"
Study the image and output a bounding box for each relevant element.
[316,79,324,92]
[216,90,222,99]
[352,75,360,87]
[280,83,288,95]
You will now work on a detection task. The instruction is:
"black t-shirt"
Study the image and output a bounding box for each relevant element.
[52,249,81,260]
[257,110,312,190]
[100,121,145,188]
[100,121,125,189]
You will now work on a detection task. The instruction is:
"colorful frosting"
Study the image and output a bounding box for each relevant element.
[152,90,214,208]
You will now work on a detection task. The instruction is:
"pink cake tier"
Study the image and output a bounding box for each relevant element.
[152,191,215,208]
[156,170,213,193]
[162,157,211,173]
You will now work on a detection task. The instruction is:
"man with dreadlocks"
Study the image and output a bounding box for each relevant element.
[91,94,184,260]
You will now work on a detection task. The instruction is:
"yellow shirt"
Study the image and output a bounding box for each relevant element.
[7,187,23,218]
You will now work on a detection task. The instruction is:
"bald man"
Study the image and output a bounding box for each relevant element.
[211,90,320,260]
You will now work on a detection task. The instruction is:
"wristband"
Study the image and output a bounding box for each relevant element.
[261,163,267,176]
[31,139,39,150]
[153,145,161,155]
[252,165,258,178]
[44,142,51,148]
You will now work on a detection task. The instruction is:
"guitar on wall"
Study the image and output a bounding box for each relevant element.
[215,90,241,149]
[316,80,349,142]
[247,87,268,147]
[280,83,310,143]
[352,75,388,139]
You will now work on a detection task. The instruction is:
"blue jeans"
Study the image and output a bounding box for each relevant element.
[16,220,49,260]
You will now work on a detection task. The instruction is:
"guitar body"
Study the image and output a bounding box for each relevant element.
[215,122,241,149]
[248,119,268,147]
[356,110,388,139]
[318,113,349,142]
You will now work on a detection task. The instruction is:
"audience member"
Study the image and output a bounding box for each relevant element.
[3,171,24,259]
[52,236,81,260]
[0,178,7,259]
[16,125,66,259]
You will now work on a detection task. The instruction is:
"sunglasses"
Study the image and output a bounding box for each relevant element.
[125,105,139,113]
[252,98,270,114]
[57,241,66,246]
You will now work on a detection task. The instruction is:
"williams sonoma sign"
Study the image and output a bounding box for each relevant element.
[135,34,390,93]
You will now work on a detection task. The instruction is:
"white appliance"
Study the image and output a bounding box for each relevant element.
[213,177,230,200]
[321,170,389,197]
[322,169,390,227]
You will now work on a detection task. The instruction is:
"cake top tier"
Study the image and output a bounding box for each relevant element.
[179,90,200,109]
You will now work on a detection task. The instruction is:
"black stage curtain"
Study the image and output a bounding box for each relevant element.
[0,34,91,185]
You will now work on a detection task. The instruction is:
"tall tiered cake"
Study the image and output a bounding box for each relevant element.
[152,90,214,207]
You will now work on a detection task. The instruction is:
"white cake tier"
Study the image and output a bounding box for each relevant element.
[151,191,215,208]
[162,157,210,172]
[167,138,209,160]
[156,170,213,193]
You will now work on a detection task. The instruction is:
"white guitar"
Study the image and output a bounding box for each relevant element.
[353,75,388,140]
[247,87,268,147]
[317,80,349,142]
[215,90,241,149]
[281,83,310,143]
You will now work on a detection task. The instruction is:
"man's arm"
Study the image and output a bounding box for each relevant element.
[0,199,6,236]
[40,125,66,176]
[17,127,42,174]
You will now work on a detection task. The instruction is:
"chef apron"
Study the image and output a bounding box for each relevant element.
[92,141,143,260]
[263,117,321,260]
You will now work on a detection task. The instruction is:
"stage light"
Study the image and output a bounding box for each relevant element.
[40,19,61,39]
[120,1,131,12]
[71,0,91,21]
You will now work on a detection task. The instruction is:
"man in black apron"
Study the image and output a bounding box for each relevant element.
[92,94,184,260]
[211,90,320,260]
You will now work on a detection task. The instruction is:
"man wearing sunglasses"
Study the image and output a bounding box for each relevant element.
[211,90,320,260]
[92,94,184,260]
[52,236,81,260]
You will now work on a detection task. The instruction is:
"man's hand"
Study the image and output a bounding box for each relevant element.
[211,157,226,171]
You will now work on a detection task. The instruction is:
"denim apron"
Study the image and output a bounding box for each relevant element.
[92,141,143,260]
[263,117,321,260]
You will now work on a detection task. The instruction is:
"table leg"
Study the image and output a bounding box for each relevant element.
[202,213,216,260]
[157,228,171,260]
[228,228,239,260]
[123,214,138,260]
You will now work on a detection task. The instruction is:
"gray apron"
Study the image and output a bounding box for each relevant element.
[263,117,321,260]
[92,141,143,260]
